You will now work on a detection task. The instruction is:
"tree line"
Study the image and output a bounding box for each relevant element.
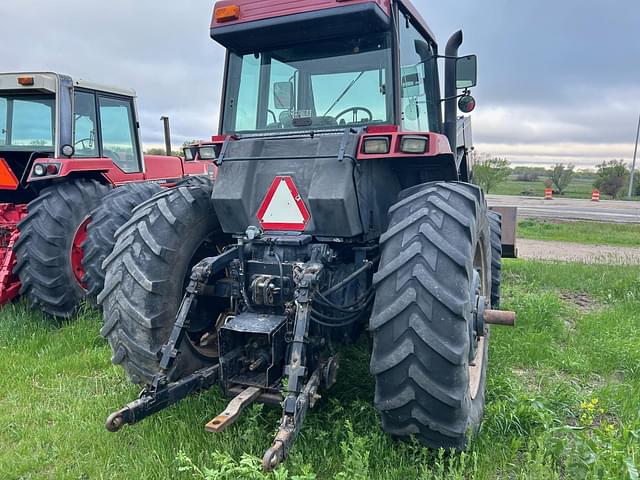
[472,156,639,199]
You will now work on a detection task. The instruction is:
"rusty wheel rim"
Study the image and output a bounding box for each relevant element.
[469,239,488,400]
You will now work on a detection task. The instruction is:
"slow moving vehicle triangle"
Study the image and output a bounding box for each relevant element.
[257,176,310,231]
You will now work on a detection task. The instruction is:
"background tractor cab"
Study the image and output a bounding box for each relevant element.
[0,72,209,197]
[211,0,477,176]
[0,72,211,316]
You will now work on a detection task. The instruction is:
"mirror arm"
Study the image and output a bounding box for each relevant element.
[435,54,463,60]
[440,89,471,103]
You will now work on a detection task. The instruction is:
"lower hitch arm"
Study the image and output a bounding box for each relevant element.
[262,364,323,471]
[105,248,238,433]
[106,364,220,432]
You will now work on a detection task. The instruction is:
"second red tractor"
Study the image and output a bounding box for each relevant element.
[0,72,212,317]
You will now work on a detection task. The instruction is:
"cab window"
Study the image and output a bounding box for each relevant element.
[0,97,7,146]
[73,91,99,157]
[98,96,140,173]
[398,16,440,132]
[0,95,55,147]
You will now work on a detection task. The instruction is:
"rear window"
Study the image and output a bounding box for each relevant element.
[0,95,55,148]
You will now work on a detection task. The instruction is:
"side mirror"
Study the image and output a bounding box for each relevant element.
[273,82,294,110]
[456,55,477,89]
[458,95,476,113]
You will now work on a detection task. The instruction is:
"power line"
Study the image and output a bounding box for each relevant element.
[629,113,640,199]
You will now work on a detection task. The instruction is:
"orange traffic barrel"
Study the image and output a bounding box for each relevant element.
[591,189,600,202]
[544,188,553,200]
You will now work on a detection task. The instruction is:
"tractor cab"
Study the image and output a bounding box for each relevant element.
[212,0,477,154]
[0,73,147,203]
[209,0,479,239]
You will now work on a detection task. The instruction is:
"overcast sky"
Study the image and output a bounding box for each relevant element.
[2,0,639,168]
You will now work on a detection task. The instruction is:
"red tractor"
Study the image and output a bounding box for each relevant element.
[102,0,515,470]
[0,72,211,317]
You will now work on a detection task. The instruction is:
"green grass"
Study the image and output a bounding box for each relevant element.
[517,219,640,247]
[2,261,640,479]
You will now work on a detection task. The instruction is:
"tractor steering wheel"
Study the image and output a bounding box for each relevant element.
[335,107,373,125]
[75,138,94,150]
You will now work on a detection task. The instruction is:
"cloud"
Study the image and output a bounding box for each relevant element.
[0,0,226,147]
[477,142,637,168]
[1,0,639,166]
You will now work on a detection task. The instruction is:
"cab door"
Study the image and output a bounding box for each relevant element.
[97,95,143,174]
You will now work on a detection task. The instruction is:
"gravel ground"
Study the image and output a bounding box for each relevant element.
[517,239,640,265]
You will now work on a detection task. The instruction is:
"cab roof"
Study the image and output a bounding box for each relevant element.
[0,72,136,98]
[211,0,436,45]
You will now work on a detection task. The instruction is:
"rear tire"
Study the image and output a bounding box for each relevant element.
[488,211,502,309]
[175,175,213,188]
[83,182,163,300]
[99,180,224,385]
[370,181,491,450]
[15,179,110,318]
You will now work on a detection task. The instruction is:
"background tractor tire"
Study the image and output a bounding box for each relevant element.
[99,179,224,385]
[488,211,502,309]
[370,181,492,451]
[175,175,213,188]
[83,182,163,300]
[15,179,111,318]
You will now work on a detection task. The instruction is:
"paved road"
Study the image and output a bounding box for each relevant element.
[488,195,640,224]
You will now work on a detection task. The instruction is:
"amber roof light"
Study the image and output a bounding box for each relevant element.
[215,5,240,23]
[18,76,35,86]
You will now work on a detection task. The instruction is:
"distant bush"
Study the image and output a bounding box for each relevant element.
[473,156,511,194]
[594,160,629,199]
[548,163,575,195]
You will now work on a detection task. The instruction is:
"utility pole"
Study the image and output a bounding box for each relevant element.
[160,116,172,156]
[629,113,640,199]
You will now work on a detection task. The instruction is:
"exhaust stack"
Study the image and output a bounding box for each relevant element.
[444,30,463,154]
[160,116,172,156]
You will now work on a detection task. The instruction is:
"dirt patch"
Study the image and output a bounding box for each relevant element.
[559,292,600,313]
[517,239,640,265]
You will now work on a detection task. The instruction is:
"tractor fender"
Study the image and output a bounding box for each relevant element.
[26,158,124,186]
[24,155,210,187]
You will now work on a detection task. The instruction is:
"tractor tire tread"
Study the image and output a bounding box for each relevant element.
[14,179,110,318]
[84,182,163,299]
[370,181,491,451]
[99,178,221,385]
